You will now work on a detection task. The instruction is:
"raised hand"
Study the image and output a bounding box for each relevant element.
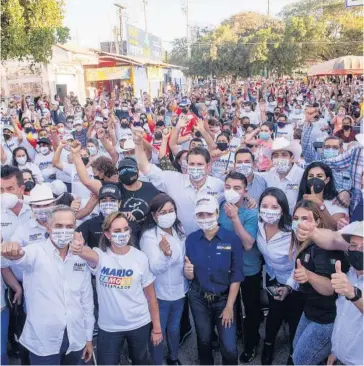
[70,232,85,255]
[295,211,316,242]
[184,256,194,277]
[0,242,24,260]
[159,235,172,257]
[71,140,82,154]
[331,260,355,298]
[294,259,309,284]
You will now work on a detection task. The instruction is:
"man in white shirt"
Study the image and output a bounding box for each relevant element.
[289,104,305,129]
[1,205,94,365]
[240,102,260,126]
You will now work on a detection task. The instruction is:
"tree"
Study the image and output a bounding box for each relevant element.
[1,0,70,63]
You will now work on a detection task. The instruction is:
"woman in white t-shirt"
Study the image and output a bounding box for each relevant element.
[297,162,347,227]
[210,133,235,180]
[12,147,44,183]
[71,212,162,365]
[140,193,188,365]
[34,138,56,182]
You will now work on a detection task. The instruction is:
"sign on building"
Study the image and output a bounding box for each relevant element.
[85,67,131,82]
[345,0,363,6]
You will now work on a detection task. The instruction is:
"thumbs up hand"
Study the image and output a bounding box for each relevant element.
[70,232,85,255]
[184,256,194,280]
[294,259,309,284]
[159,236,172,257]
[331,260,354,298]
[295,211,316,242]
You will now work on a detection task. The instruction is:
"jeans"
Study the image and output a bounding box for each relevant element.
[293,313,334,365]
[240,272,262,352]
[29,329,84,365]
[97,323,151,365]
[188,286,238,365]
[180,296,191,338]
[1,307,9,365]
[150,297,185,365]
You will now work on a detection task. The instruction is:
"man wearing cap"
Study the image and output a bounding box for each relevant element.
[177,98,198,140]
[34,138,56,182]
[263,137,304,213]
[72,119,87,147]
[184,195,244,365]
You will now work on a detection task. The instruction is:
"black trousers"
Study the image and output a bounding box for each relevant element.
[180,296,191,338]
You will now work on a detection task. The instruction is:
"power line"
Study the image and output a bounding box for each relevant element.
[166,40,363,45]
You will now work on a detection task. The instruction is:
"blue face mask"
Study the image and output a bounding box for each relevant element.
[259,132,270,140]
[323,148,339,159]
[291,220,301,234]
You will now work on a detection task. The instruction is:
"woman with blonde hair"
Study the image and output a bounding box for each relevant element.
[70,212,162,365]
[290,200,349,365]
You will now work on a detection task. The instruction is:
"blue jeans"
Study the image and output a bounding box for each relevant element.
[97,323,151,365]
[188,286,238,365]
[150,297,185,365]
[1,307,9,365]
[293,313,334,365]
[29,329,84,365]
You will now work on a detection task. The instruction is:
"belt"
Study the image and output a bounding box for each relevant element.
[191,283,229,301]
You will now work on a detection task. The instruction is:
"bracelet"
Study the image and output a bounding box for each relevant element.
[152,330,162,334]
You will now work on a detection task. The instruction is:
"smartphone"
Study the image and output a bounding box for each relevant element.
[265,286,279,297]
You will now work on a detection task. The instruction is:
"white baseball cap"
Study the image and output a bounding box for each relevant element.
[194,195,219,214]
[340,221,363,243]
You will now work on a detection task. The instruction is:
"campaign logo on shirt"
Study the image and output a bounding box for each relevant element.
[217,245,232,251]
[1,222,12,227]
[29,233,46,242]
[286,183,299,191]
[73,263,86,272]
[99,266,134,289]
[304,253,310,263]
[38,161,52,170]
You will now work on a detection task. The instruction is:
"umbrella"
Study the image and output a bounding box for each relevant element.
[307,55,364,76]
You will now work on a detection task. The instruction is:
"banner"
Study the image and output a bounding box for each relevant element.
[345,0,363,6]
[147,67,164,81]
[126,24,162,61]
[85,67,130,82]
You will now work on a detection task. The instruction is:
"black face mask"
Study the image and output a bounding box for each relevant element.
[277,122,286,128]
[156,122,164,128]
[119,167,138,186]
[217,142,228,151]
[3,134,11,141]
[195,131,202,138]
[345,250,363,271]
[82,157,89,166]
[24,127,32,134]
[246,144,254,149]
[121,123,129,129]
[181,107,188,114]
[24,180,35,192]
[343,125,352,131]
[242,124,250,130]
[154,132,163,140]
[307,177,326,194]
[93,175,102,181]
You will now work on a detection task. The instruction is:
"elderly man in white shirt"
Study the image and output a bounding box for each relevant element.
[263,138,304,214]
[1,205,94,365]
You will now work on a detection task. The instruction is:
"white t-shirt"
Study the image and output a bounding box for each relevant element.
[324,199,348,216]
[211,151,235,181]
[2,136,19,156]
[276,124,294,141]
[34,152,56,182]
[266,101,277,114]
[56,150,72,183]
[311,118,329,142]
[92,246,155,332]
[289,113,305,128]
[18,162,44,183]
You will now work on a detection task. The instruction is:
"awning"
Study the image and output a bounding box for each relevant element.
[308,55,364,76]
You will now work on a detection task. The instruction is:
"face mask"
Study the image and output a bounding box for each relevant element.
[16,156,27,166]
[187,166,206,182]
[111,232,130,247]
[273,158,291,174]
[307,177,326,194]
[58,127,65,134]
[100,201,119,216]
[65,122,73,129]
[259,132,270,140]
[154,132,163,140]
[224,189,241,204]
[182,107,188,114]
[88,146,97,156]
[39,146,49,155]
[323,148,339,159]
[33,207,52,223]
[277,122,286,129]
[24,180,35,192]
[75,125,83,132]
[121,107,128,112]
[205,101,211,106]
[217,142,228,151]
[343,125,352,131]
[180,160,188,172]
[157,212,177,229]
[51,228,74,248]
[196,217,218,231]
[244,107,251,112]
[121,123,129,129]
[294,109,301,115]
[3,134,11,141]
[260,208,281,224]
[338,111,345,116]
[82,157,89,166]
[1,192,19,209]
[119,168,138,186]
[291,220,301,235]
[345,250,363,271]
[235,163,253,177]
[25,127,32,134]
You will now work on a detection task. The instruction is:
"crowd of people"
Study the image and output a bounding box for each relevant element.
[0,75,363,366]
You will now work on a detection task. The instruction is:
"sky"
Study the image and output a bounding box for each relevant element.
[63,0,293,50]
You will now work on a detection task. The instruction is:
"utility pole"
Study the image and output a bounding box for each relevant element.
[114,3,126,54]
[267,0,270,16]
[182,0,191,59]
[142,0,148,32]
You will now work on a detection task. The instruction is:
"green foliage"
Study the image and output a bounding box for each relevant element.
[1,0,70,63]
[169,0,364,77]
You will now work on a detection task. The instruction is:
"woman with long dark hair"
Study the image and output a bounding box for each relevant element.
[297,162,347,227]
[12,146,44,183]
[70,212,162,365]
[140,193,187,365]
[257,188,305,365]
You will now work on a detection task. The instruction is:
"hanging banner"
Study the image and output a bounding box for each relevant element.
[85,67,131,81]
[345,0,363,6]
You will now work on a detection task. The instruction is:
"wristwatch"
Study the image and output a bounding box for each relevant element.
[346,286,362,302]
[319,202,326,211]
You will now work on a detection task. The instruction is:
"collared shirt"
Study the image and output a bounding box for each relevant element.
[247,173,267,203]
[185,226,244,294]
[263,164,304,214]
[332,268,363,365]
[218,204,261,276]
[140,227,188,301]
[144,164,225,235]
[1,204,32,242]
[11,240,94,356]
[256,222,296,288]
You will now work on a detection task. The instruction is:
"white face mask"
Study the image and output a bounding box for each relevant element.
[75,125,83,132]
[88,146,97,156]
[58,127,65,134]
[111,232,130,247]
[273,158,291,174]
[244,107,251,112]
[187,166,206,182]
[181,160,188,173]
[51,228,74,248]
[1,192,20,209]
[99,202,119,216]
[39,146,49,155]
[294,109,301,115]
[33,207,53,223]
[157,212,177,229]
[260,208,281,224]
[196,216,218,231]
[16,156,27,166]
[224,189,241,205]
[235,163,253,177]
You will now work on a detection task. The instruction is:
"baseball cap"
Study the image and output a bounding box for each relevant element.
[340,221,363,243]
[99,184,121,201]
[3,125,14,133]
[118,157,137,171]
[50,180,67,197]
[63,133,74,141]
[37,138,51,145]
[179,98,191,107]
[194,195,219,215]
